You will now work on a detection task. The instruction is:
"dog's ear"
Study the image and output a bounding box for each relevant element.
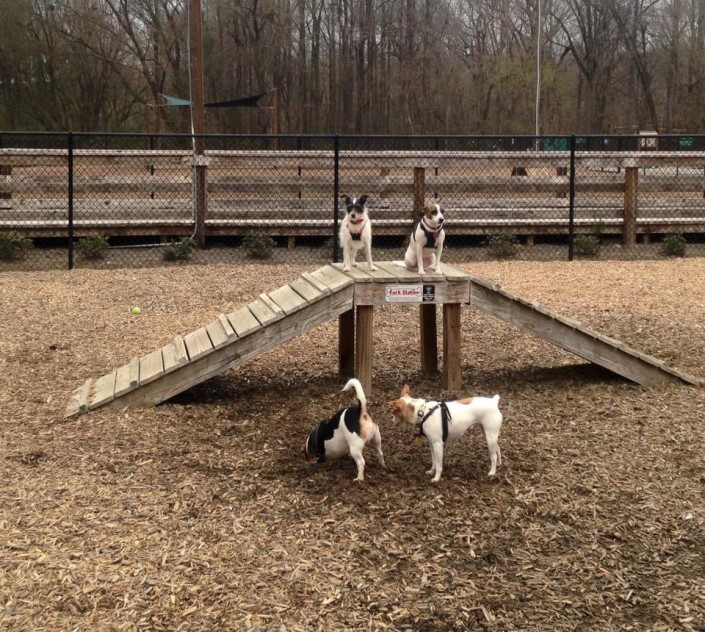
[401,384,410,397]
[358,195,368,206]
[340,195,351,205]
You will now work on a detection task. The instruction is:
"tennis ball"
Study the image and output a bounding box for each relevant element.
[131,306,141,315]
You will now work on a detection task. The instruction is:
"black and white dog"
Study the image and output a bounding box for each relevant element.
[302,378,385,482]
[339,195,377,272]
[402,202,445,274]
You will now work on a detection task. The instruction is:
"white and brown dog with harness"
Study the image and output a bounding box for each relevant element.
[339,195,377,272]
[390,384,502,483]
[302,378,385,482]
[402,202,445,274]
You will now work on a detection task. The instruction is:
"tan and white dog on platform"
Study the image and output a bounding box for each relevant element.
[389,385,502,483]
[339,195,377,272]
[402,202,445,274]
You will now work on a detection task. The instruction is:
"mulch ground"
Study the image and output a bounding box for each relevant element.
[1,259,704,631]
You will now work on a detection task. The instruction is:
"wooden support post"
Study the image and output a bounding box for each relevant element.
[623,166,638,246]
[339,309,354,378]
[0,164,11,200]
[442,304,462,391]
[270,87,280,150]
[420,304,438,374]
[355,305,373,395]
[413,167,425,224]
[287,236,296,250]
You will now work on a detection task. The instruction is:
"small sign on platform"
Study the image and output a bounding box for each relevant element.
[384,284,436,303]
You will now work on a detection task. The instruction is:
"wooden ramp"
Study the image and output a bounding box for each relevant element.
[466,275,700,387]
[65,263,700,418]
[65,265,355,417]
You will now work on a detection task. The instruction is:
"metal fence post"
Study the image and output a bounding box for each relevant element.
[333,134,340,263]
[568,134,576,261]
[68,131,74,270]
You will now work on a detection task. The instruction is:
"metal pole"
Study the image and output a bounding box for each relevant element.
[333,134,340,263]
[68,131,75,270]
[568,134,576,261]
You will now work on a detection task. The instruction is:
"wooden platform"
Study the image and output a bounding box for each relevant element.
[64,262,701,418]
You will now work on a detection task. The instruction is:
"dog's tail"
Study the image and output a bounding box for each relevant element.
[342,378,368,416]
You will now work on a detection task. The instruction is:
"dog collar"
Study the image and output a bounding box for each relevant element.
[421,217,443,234]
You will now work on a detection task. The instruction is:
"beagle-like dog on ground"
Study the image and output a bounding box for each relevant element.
[303,378,385,482]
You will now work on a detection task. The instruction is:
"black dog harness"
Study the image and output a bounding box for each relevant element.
[413,218,444,249]
[418,402,451,442]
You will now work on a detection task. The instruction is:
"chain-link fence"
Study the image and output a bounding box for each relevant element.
[1,132,704,270]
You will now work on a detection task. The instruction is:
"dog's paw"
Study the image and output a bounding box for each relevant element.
[370,264,378,271]
[431,476,442,484]
[353,476,365,483]
[426,468,435,475]
[343,266,351,272]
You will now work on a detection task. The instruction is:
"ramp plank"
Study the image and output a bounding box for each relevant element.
[269,284,308,314]
[290,277,325,303]
[354,263,397,281]
[184,327,214,361]
[257,293,285,319]
[301,271,332,294]
[64,378,92,417]
[162,337,189,373]
[114,358,140,397]
[439,263,471,280]
[375,260,420,281]
[139,348,164,385]
[331,263,375,282]
[218,314,236,337]
[89,370,117,409]
[227,306,261,337]
[206,319,229,349]
[249,297,282,325]
[309,265,354,292]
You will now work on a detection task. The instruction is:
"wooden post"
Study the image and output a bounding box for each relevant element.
[339,309,355,378]
[413,167,425,225]
[420,304,438,374]
[442,304,462,391]
[189,0,207,248]
[355,305,373,395]
[271,87,280,150]
[623,165,638,246]
[0,164,11,200]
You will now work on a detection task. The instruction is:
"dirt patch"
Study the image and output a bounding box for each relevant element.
[1,259,704,630]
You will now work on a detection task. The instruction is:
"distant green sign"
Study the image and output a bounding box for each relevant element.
[543,137,569,151]
[679,136,695,148]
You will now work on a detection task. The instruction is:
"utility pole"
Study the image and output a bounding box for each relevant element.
[189,0,207,248]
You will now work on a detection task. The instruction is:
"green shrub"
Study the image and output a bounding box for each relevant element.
[574,234,601,256]
[76,235,109,260]
[243,232,276,259]
[486,234,518,258]
[163,237,195,261]
[0,231,32,261]
[662,234,687,257]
